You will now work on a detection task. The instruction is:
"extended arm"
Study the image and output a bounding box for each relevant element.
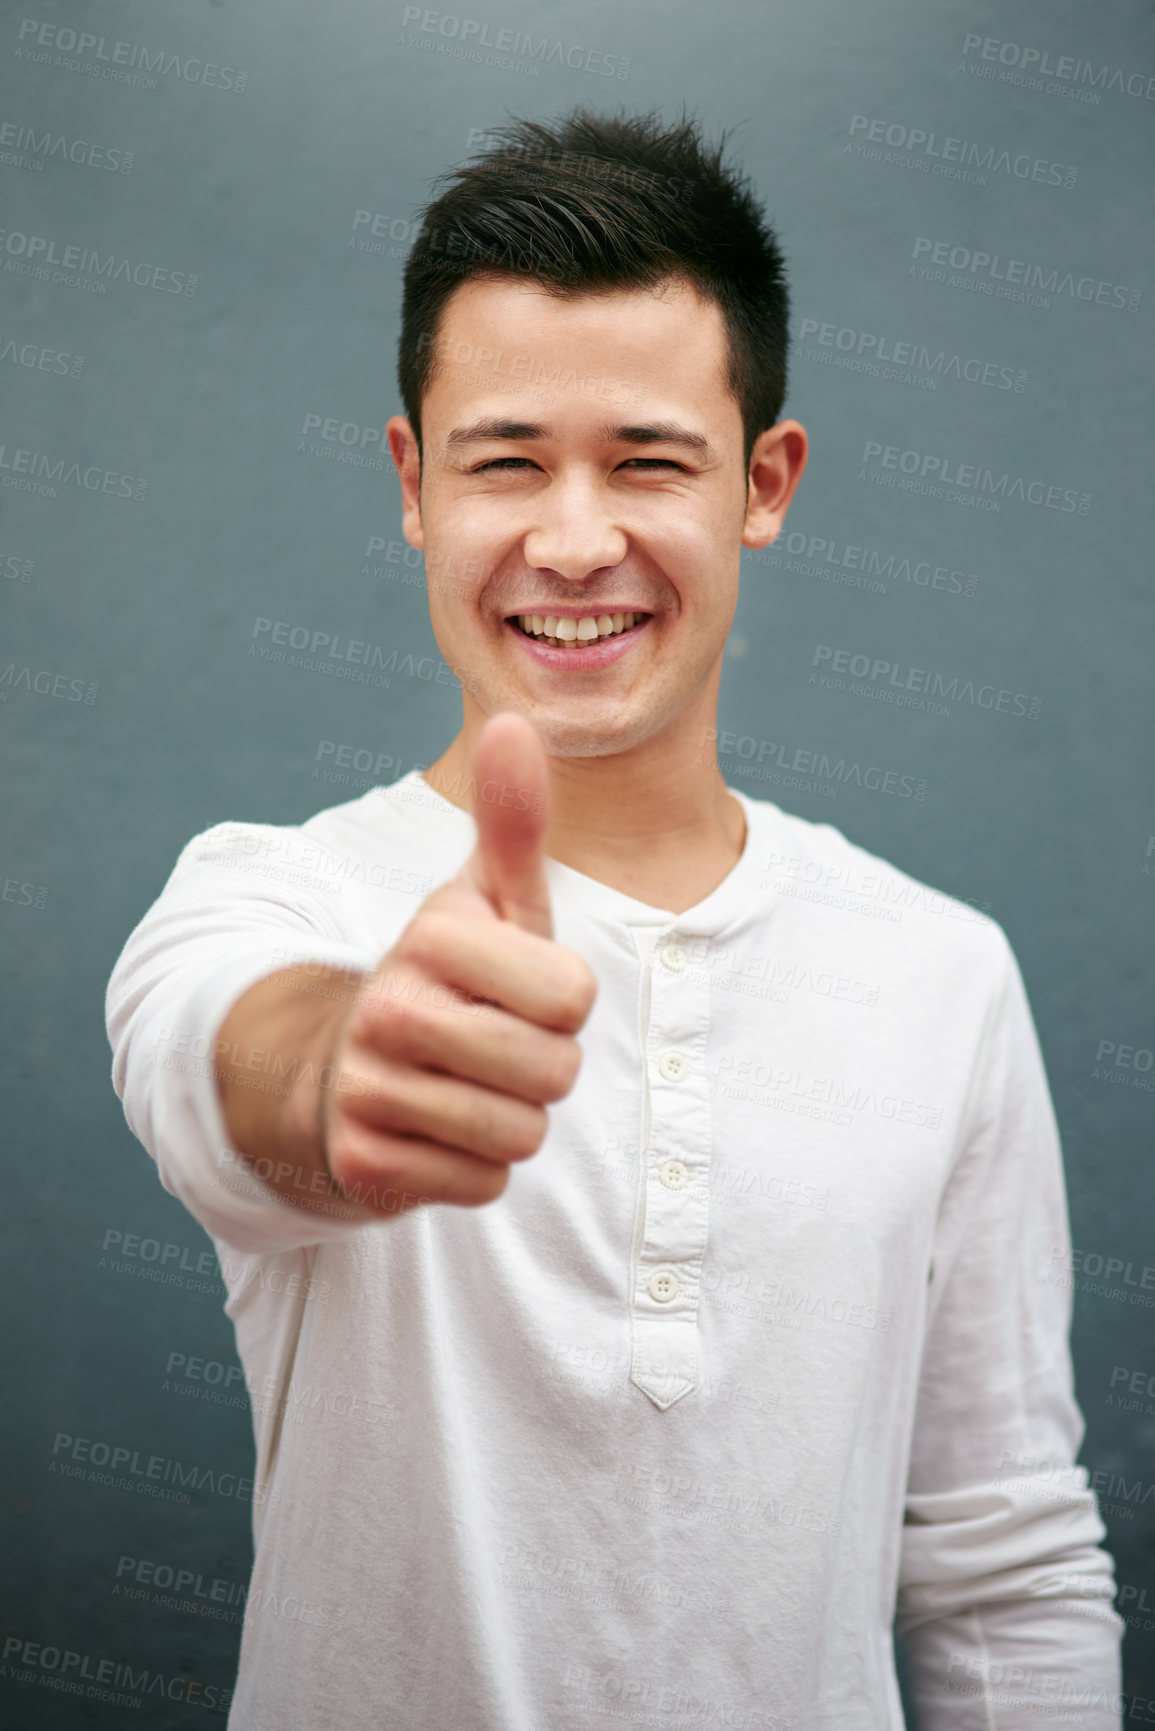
[897,935,1124,1729]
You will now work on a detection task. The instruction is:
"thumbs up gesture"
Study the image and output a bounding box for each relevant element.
[323,712,598,1216]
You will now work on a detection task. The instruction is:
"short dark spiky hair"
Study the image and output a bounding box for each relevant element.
[396,107,791,471]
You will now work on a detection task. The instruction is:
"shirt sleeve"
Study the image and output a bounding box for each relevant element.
[895,926,1125,1730]
[105,820,380,1254]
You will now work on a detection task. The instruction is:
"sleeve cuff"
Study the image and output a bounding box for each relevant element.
[145,941,377,1253]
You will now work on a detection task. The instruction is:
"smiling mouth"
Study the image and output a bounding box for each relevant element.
[509,610,651,648]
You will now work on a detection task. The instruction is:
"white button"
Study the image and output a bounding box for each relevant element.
[658,1052,689,1083]
[659,942,686,972]
[659,1159,688,1190]
[647,1269,680,1303]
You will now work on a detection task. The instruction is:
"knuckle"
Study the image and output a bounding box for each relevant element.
[357,987,432,1062]
[352,977,398,1042]
[326,1130,395,1198]
[357,1065,404,1119]
[386,999,434,1063]
[330,1059,417,1138]
[396,908,457,971]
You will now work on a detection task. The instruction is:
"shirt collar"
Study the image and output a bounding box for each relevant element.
[388,772,780,943]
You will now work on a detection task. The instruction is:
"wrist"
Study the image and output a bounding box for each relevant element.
[216,964,364,1185]
[275,973,366,1177]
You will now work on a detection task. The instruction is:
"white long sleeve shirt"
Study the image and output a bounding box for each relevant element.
[105,769,1125,1730]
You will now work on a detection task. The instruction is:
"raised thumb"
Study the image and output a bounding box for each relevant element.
[464,711,553,939]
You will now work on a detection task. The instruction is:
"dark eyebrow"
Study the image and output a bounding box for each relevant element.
[444,417,714,458]
[601,421,713,457]
[445,419,546,448]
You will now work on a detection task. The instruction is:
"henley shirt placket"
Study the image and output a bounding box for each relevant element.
[628,924,715,1410]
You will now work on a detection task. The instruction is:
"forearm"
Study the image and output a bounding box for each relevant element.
[214,963,373,1221]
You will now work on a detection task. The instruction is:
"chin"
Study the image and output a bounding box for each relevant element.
[520,709,654,759]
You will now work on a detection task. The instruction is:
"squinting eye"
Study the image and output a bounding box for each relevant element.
[471,456,684,473]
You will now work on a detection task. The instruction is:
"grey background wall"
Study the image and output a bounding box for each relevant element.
[2,0,1152,1722]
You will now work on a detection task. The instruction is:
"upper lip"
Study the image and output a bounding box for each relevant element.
[504,606,652,618]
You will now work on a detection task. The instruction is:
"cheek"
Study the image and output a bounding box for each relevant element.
[638,493,728,558]
[427,513,510,592]
[650,528,733,607]
[421,530,490,605]
[426,585,484,637]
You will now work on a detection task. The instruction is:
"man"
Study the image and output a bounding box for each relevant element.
[107,108,1124,1728]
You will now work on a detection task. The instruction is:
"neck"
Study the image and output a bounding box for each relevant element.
[419,705,748,916]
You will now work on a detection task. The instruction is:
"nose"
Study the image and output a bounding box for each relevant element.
[522,471,628,582]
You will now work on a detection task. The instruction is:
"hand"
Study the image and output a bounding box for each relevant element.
[322,711,598,1216]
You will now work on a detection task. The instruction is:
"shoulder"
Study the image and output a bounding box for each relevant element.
[168,771,473,901]
[735,787,1013,988]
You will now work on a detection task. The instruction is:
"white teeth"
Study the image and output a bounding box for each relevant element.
[514,610,648,645]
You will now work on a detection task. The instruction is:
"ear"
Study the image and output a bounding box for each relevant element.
[386,415,424,550]
[741,420,808,550]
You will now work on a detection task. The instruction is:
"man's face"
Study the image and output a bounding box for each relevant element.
[387,273,799,759]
